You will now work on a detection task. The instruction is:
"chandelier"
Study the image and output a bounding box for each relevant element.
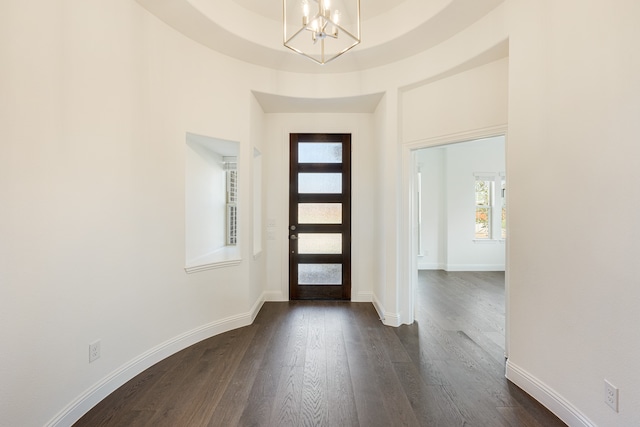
[283,0,361,65]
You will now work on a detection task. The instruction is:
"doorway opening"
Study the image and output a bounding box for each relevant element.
[407,132,508,355]
[289,133,352,300]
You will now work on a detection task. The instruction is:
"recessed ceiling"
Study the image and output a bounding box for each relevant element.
[231,0,408,22]
[135,0,505,73]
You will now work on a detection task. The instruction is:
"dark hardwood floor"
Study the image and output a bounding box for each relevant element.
[74,271,566,426]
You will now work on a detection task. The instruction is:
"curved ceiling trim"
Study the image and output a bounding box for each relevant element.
[135,0,505,74]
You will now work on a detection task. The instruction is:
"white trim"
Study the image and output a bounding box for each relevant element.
[352,291,373,302]
[400,124,508,330]
[263,290,286,301]
[184,246,242,274]
[46,295,267,427]
[417,263,446,270]
[372,293,386,322]
[382,311,402,327]
[184,258,241,273]
[248,293,266,323]
[372,293,402,327]
[472,239,506,244]
[403,124,508,150]
[444,264,505,271]
[506,360,596,427]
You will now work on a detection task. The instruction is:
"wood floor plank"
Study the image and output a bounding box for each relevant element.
[300,307,329,427]
[74,273,566,427]
[497,405,548,427]
[268,365,304,427]
[342,306,395,427]
[145,327,257,427]
[434,358,513,426]
[324,303,359,427]
[236,304,292,427]
[350,305,421,427]
[392,361,463,426]
[205,311,280,427]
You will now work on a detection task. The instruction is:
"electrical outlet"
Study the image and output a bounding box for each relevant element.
[89,340,101,363]
[604,379,619,412]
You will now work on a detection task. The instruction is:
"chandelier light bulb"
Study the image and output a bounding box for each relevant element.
[302,1,310,25]
[284,0,361,64]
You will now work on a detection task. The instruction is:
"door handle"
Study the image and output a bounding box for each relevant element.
[290,235,297,240]
[290,225,296,230]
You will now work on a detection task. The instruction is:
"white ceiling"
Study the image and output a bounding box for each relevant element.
[135,0,505,73]
[231,0,407,22]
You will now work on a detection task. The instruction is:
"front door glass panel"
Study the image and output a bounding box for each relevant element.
[298,142,342,163]
[298,233,342,254]
[298,264,342,285]
[298,203,342,224]
[298,173,342,194]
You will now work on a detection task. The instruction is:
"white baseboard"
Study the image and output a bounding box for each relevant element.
[445,264,505,271]
[382,312,402,327]
[372,293,386,322]
[248,293,266,323]
[371,293,402,327]
[263,290,286,301]
[261,290,372,303]
[417,262,444,270]
[352,291,372,302]
[47,294,268,427]
[506,360,595,427]
[418,265,506,271]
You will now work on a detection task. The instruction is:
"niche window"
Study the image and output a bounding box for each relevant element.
[225,157,238,246]
[474,173,506,240]
[185,133,240,273]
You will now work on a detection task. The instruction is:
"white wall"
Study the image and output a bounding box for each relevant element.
[416,147,446,269]
[402,58,509,144]
[0,1,267,425]
[248,94,267,304]
[445,137,505,270]
[417,137,505,271]
[506,0,640,426]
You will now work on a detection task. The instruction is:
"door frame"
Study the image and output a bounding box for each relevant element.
[400,125,509,355]
[288,133,352,300]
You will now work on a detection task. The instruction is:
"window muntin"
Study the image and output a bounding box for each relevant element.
[225,157,238,246]
[474,173,506,240]
[475,178,493,239]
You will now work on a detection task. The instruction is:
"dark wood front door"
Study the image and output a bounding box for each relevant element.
[289,133,351,300]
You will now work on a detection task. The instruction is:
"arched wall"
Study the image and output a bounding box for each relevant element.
[0,0,510,426]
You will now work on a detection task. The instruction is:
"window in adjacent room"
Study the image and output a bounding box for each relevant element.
[474,173,506,240]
